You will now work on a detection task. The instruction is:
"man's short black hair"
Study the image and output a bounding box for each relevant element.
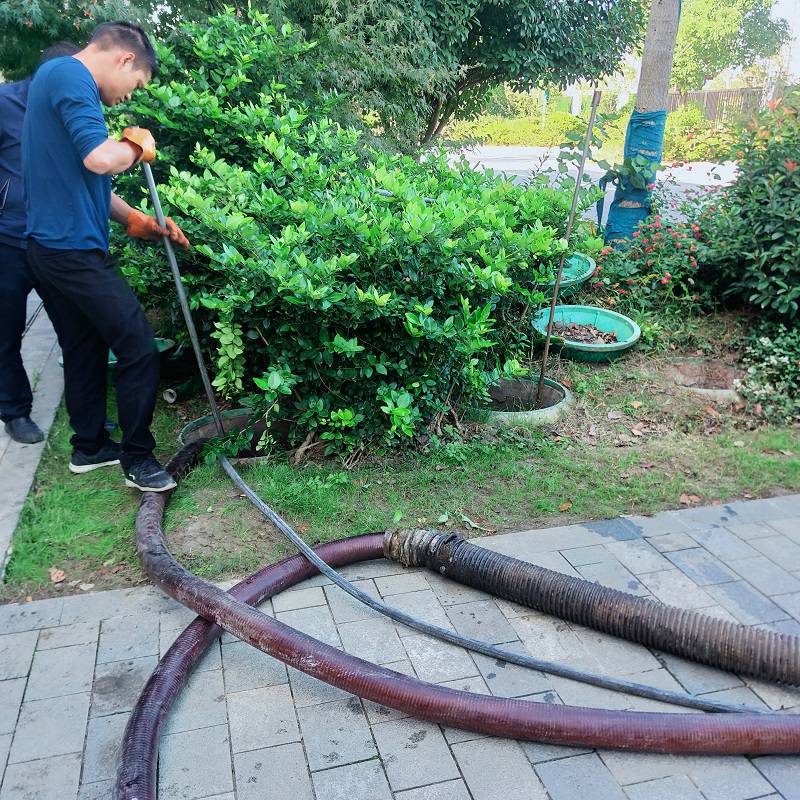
[89,21,157,76]
[39,41,80,65]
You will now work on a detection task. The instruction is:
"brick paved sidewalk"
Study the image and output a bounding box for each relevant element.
[1,495,800,800]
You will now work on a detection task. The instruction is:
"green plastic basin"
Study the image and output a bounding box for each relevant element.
[541,253,596,298]
[532,305,640,362]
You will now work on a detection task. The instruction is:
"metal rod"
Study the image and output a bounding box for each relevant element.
[535,89,602,407]
[141,162,225,437]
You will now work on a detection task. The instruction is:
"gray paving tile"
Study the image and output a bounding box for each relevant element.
[700,685,769,710]
[655,651,742,695]
[77,780,113,800]
[479,525,603,557]
[338,617,406,664]
[682,755,773,800]
[750,535,800,572]
[10,692,89,763]
[234,742,314,800]
[0,733,10,776]
[0,752,81,800]
[0,632,37,680]
[275,605,341,647]
[0,599,63,635]
[604,539,672,575]
[81,711,129,783]
[159,604,199,633]
[774,592,800,621]
[452,738,546,800]
[727,556,800,596]
[570,626,661,676]
[535,753,627,800]
[362,659,416,724]
[560,545,610,567]
[97,615,158,663]
[752,755,800,800]
[767,617,800,636]
[723,497,785,523]
[374,571,430,596]
[766,517,800,544]
[578,560,649,596]
[666,548,739,585]
[510,612,598,673]
[25,642,95,700]
[690,526,760,562]
[445,600,518,645]
[725,521,781,541]
[91,656,158,717]
[388,589,455,636]
[311,759,392,800]
[36,622,98,651]
[472,640,551,698]
[158,724,233,800]
[227,684,300,753]
[323,581,382,625]
[221,639,287,693]
[163,668,227,735]
[401,633,477,683]
[60,587,171,626]
[287,666,352,707]
[0,680,25,736]
[598,750,682,786]
[646,532,698,553]
[297,696,376,770]
[624,512,689,536]
[371,717,459,791]
[583,517,643,541]
[336,559,407,581]
[624,775,703,800]
[394,779,471,800]
[746,677,800,711]
[425,571,494,606]
[272,586,327,613]
[705,581,789,625]
[638,570,714,609]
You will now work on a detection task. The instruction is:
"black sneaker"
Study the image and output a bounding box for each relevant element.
[4,416,45,444]
[69,441,122,474]
[123,456,177,492]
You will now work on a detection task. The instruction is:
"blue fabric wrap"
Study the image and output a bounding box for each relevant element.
[599,109,667,242]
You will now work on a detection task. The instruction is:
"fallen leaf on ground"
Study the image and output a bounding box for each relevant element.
[630,422,646,437]
[754,402,763,415]
[642,462,656,470]
[48,567,65,584]
[680,493,702,506]
[607,410,625,420]
[781,450,793,456]
[559,501,573,512]
[461,513,496,532]
[298,522,310,535]
[705,405,720,417]
[561,377,572,388]
[79,583,94,591]
[631,401,643,409]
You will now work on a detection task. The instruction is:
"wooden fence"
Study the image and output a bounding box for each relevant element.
[666,87,776,124]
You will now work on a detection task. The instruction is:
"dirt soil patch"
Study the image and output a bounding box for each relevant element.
[669,358,744,390]
[552,322,618,345]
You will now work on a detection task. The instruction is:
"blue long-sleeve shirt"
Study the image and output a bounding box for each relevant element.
[0,78,31,249]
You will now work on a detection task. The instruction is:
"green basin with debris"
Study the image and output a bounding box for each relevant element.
[541,253,596,298]
[532,305,640,362]
[470,376,575,429]
[58,338,174,368]
[180,408,294,457]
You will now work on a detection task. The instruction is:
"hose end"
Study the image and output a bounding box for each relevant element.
[383,528,462,568]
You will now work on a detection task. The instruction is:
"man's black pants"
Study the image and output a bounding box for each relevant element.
[0,242,35,423]
[27,238,159,461]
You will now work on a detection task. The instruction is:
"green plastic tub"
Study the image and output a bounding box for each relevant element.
[472,376,575,429]
[541,253,596,298]
[532,305,640,362]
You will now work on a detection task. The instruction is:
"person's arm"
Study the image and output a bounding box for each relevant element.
[83,139,140,176]
[110,192,190,250]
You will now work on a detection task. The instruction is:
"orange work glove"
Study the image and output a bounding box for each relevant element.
[121,127,156,163]
[126,209,191,250]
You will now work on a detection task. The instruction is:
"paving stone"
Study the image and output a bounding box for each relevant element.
[323,581,382,624]
[445,600,518,645]
[766,517,800,544]
[598,750,682,786]
[159,603,199,633]
[0,680,25,735]
[638,570,714,609]
[10,692,89,763]
[272,586,327,613]
[60,587,170,626]
[724,498,785,523]
[560,545,610,567]
[693,603,739,623]
[750,535,800,572]
[394,779,472,800]
[493,598,531,620]
[727,556,800,596]
[311,759,392,800]
[401,633,477,683]
[425,570,494,606]
[535,753,627,800]
[375,571,430,596]
[646,532,698,553]
[0,732,10,773]
[158,724,233,800]
[774,592,800,621]
[91,656,158,717]
[700,685,769,710]
[297,696,376,770]
[336,559,408,581]
[767,617,800,636]
[571,626,661,676]
[752,755,800,800]
[725,521,781,541]
[681,755,773,800]
[81,711,129,783]
[36,622,98,651]
[604,539,672,575]
[452,738,546,800]
[0,632,37,680]
[626,512,688,536]
[77,780,113,800]
[386,589,454,636]
[159,628,221,672]
[275,605,341,647]
[25,642,95,700]
[583,517,643,541]
[438,675,491,744]
[234,742,314,800]
[479,526,603,557]
[287,665,352,707]
[338,617,406,664]
[97,615,159,663]
[624,774,704,800]
[665,548,739,585]
[0,598,63,635]
[578,560,650,596]
[163,668,227,735]
[227,683,300,753]
[362,659,416,724]
[221,639,287,693]
[655,651,742,695]
[371,717,459,791]
[746,677,800,711]
[0,752,81,800]
[705,581,789,625]
[472,640,551,698]
[510,612,598,673]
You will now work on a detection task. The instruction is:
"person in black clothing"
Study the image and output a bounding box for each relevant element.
[0,42,80,444]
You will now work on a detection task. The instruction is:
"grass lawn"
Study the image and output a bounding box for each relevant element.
[2,313,798,601]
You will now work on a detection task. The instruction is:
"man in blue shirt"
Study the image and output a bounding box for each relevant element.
[23,21,189,492]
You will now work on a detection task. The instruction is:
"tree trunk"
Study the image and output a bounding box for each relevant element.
[636,0,681,112]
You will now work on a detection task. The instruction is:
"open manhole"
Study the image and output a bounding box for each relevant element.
[669,358,743,402]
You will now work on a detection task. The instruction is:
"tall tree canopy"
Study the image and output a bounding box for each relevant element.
[670,0,789,91]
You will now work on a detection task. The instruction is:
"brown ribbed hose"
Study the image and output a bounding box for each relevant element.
[124,444,800,800]
[385,529,800,686]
